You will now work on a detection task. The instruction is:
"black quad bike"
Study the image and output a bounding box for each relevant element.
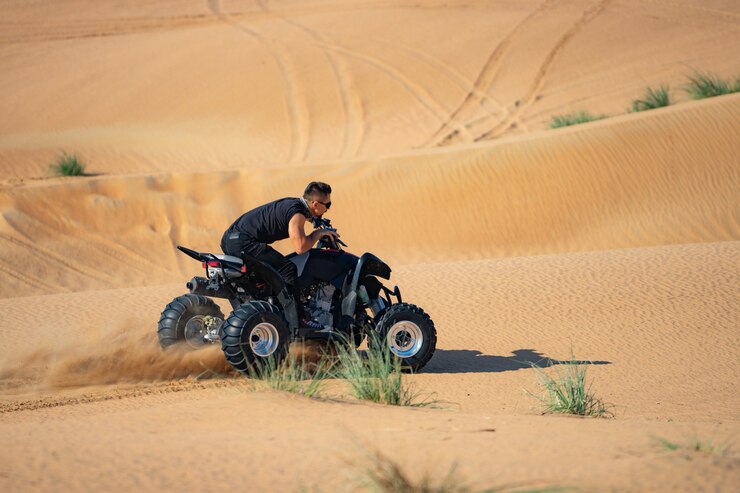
[157,218,436,374]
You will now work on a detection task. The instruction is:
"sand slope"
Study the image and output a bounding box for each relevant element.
[1,0,739,179]
[1,1,739,492]
[2,241,737,419]
[0,241,738,491]
[1,94,738,298]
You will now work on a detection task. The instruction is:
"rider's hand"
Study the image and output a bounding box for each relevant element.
[322,230,340,241]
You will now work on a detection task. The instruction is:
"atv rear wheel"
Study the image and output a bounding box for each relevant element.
[375,303,436,372]
[157,294,224,349]
[220,301,290,376]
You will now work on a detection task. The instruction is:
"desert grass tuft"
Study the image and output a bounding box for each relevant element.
[50,152,86,176]
[246,352,330,399]
[359,448,475,493]
[685,72,740,99]
[529,356,613,418]
[548,111,607,129]
[630,85,671,112]
[656,435,733,456]
[332,334,434,407]
[356,446,569,493]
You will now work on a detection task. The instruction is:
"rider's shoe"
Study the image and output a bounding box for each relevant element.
[300,318,325,330]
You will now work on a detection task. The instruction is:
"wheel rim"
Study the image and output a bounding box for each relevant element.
[184,315,208,348]
[184,315,223,348]
[386,321,423,358]
[249,322,280,357]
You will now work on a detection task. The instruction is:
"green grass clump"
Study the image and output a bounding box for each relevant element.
[50,152,86,176]
[656,436,733,456]
[630,85,671,112]
[356,446,568,493]
[548,111,607,129]
[360,449,472,493]
[332,334,433,407]
[685,72,740,99]
[246,353,329,399]
[529,357,613,418]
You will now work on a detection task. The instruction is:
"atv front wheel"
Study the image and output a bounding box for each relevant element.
[375,303,436,372]
[157,294,224,349]
[220,301,290,376]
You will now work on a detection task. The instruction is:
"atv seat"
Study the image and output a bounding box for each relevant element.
[213,254,243,265]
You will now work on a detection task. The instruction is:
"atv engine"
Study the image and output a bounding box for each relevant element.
[305,283,335,329]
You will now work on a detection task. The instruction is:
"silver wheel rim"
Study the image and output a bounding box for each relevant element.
[387,321,423,358]
[184,315,208,348]
[249,322,280,357]
[184,315,222,348]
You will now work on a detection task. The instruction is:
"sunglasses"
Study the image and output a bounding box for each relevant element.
[315,200,331,210]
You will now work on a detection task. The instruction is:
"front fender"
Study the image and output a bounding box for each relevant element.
[341,253,392,319]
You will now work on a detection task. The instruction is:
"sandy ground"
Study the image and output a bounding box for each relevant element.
[1,1,739,492]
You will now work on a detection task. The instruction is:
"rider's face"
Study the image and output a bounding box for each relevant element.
[310,194,331,217]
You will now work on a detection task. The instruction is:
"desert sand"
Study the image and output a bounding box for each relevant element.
[1,1,739,492]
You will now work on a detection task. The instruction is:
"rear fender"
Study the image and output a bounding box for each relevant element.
[178,246,299,328]
[240,254,298,329]
[177,245,206,262]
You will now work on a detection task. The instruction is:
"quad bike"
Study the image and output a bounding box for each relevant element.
[157,218,436,374]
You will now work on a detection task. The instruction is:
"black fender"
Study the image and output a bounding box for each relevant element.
[340,253,392,324]
[240,254,299,329]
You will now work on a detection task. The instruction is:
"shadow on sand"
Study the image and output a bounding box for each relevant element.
[424,348,611,374]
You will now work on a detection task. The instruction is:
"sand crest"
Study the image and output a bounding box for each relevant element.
[1,1,738,491]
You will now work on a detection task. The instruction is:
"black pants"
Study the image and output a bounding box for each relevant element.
[221,232,304,318]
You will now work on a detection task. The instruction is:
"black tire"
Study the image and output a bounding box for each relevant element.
[220,301,290,376]
[375,303,436,373]
[157,294,224,349]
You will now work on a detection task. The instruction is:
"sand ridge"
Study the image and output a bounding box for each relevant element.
[1,0,739,179]
[0,95,738,298]
[0,1,739,491]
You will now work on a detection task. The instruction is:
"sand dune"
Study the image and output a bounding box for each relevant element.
[1,242,738,491]
[0,94,737,298]
[1,1,739,491]
[1,0,739,179]
[2,241,737,419]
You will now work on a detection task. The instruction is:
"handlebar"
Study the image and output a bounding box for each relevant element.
[311,217,347,249]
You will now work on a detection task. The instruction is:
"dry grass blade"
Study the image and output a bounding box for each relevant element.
[630,85,671,112]
[685,72,739,99]
[332,333,437,407]
[529,355,613,418]
[50,152,86,176]
[549,111,607,129]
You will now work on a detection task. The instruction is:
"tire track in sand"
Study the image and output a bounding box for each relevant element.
[375,39,510,128]
[253,0,365,159]
[310,41,476,144]
[0,379,240,414]
[207,0,309,163]
[0,262,54,294]
[474,0,611,142]
[428,0,557,147]
[245,2,474,147]
[0,14,216,44]
[0,232,114,285]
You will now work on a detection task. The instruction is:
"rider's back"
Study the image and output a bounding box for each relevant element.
[224,197,309,244]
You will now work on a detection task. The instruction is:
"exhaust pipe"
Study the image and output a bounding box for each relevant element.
[186,276,233,299]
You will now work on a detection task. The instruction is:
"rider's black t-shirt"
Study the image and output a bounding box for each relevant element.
[224,197,310,244]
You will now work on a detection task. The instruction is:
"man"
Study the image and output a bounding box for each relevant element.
[220,181,339,327]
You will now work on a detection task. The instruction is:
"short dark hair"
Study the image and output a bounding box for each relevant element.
[303,181,332,200]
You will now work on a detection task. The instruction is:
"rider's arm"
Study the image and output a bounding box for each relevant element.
[288,213,335,254]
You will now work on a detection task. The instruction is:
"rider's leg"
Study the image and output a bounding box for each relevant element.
[256,248,306,319]
[241,244,307,321]
[221,235,309,323]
